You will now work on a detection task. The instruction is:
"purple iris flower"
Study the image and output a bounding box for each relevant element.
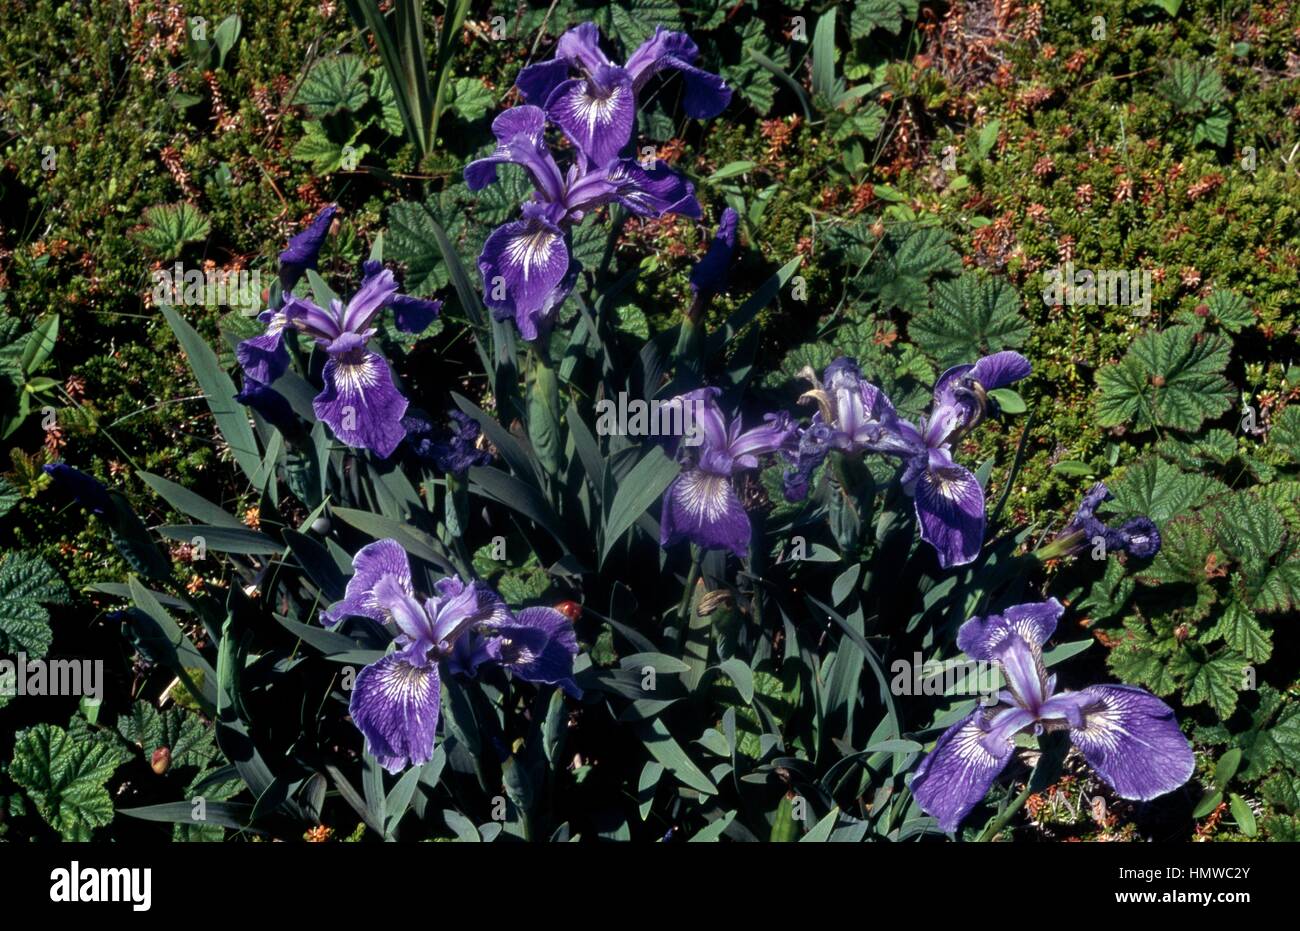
[465,105,699,340]
[688,206,738,315]
[786,352,1031,568]
[910,598,1194,832]
[449,606,583,698]
[659,388,796,558]
[515,22,731,168]
[402,410,493,476]
[236,261,441,458]
[43,463,112,515]
[1054,482,1161,559]
[278,204,337,293]
[323,539,581,773]
[235,376,299,435]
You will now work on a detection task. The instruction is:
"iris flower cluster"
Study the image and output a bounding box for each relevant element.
[324,539,580,773]
[236,206,442,458]
[783,351,1032,568]
[466,23,731,341]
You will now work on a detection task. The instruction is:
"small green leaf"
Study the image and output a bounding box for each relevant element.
[1229,792,1257,837]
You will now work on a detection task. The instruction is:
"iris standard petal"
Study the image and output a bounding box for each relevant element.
[372,574,434,645]
[464,106,567,202]
[554,21,613,73]
[515,58,572,107]
[340,263,399,334]
[957,599,1065,661]
[321,538,412,627]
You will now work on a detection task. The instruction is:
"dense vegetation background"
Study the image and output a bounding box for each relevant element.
[2,0,1299,842]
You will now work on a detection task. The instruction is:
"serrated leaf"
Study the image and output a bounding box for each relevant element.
[447,77,495,122]
[0,551,68,657]
[11,723,131,840]
[292,120,366,174]
[850,0,919,37]
[133,203,211,259]
[859,224,961,315]
[910,271,1028,366]
[1177,651,1246,718]
[0,476,19,518]
[1209,493,1283,568]
[1096,326,1233,433]
[117,704,220,770]
[1106,457,1223,523]
[1159,59,1229,114]
[294,54,369,117]
[385,199,452,296]
[1205,599,1271,663]
[1254,560,1300,614]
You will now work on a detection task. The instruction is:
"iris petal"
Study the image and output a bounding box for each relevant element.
[477,215,576,341]
[349,646,441,774]
[911,706,1033,832]
[1055,684,1195,801]
[545,67,635,168]
[659,468,750,558]
[313,346,409,458]
[913,458,985,568]
[322,539,413,627]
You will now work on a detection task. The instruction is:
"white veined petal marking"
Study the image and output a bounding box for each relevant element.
[931,468,975,502]
[1077,694,1159,753]
[950,716,1006,770]
[333,351,384,394]
[679,471,733,522]
[570,82,626,137]
[505,226,559,281]
[496,636,537,667]
[377,660,437,709]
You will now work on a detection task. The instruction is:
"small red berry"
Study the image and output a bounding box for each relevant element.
[555,600,581,622]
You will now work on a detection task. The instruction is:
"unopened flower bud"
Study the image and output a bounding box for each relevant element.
[151,747,171,774]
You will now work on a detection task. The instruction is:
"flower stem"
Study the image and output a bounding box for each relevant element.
[677,547,702,624]
[976,781,1034,842]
